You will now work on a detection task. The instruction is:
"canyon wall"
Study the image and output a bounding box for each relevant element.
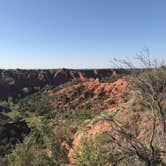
[0,68,129,99]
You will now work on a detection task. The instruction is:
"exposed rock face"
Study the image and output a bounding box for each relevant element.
[0,68,129,99]
[48,77,129,111]
[67,103,159,165]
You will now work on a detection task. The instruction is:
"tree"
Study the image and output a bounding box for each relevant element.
[109,49,166,165]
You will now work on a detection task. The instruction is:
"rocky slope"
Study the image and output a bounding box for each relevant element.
[68,99,165,165]
[48,77,129,111]
[19,76,130,116]
[0,68,129,99]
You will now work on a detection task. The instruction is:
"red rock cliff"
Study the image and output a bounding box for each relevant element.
[0,68,129,99]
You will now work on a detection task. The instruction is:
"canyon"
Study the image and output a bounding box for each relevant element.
[0,68,129,99]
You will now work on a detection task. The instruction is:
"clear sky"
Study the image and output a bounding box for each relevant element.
[0,0,166,69]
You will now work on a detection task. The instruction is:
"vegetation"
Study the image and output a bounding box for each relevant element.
[0,100,100,165]
[74,135,113,166]
[100,75,122,83]
[0,59,166,165]
[0,119,30,156]
[110,50,166,165]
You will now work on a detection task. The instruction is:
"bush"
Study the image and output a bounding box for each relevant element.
[74,135,113,166]
[1,121,69,166]
[100,75,122,83]
[109,99,116,105]
[5,142,39,166]
[19,95,54,116]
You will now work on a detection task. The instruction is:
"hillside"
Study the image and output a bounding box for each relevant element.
[19,76,129,115]
[0,68,129,99]
[0,67,166,166]
[0,69,130,162]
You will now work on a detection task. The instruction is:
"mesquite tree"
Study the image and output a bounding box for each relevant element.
[110,49,166,165]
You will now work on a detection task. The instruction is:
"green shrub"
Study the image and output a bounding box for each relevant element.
[84,90,94,98]
[74,135,113,166]
[109,99,116,105]
[100,75,123,83]
[19,95,54,116]
[1,121,69,166]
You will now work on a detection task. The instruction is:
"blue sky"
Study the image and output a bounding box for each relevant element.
[0,0,166,69]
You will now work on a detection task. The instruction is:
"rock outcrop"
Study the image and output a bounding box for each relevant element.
[0,68,129,99]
